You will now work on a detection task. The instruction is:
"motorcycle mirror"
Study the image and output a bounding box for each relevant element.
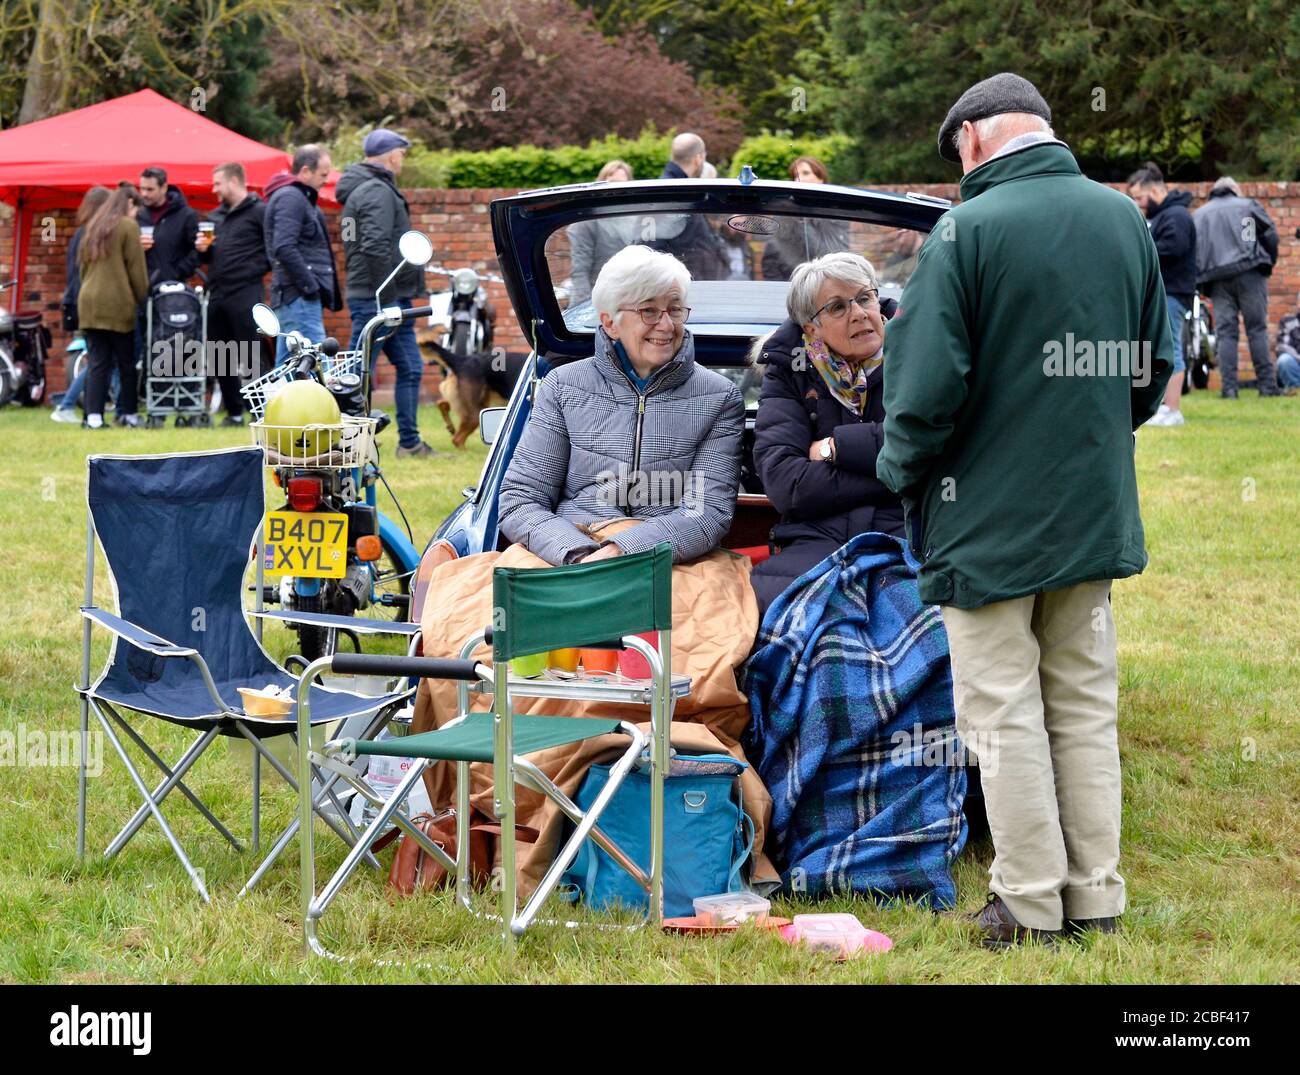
[252,303,281,336]
[399,230,434,267]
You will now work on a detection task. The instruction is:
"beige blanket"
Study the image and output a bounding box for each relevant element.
[411,518,778,894]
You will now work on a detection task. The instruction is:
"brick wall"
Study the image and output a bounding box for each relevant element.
[5,180,1298,396]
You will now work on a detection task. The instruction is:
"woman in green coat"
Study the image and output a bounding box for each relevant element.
[77,185,148,428]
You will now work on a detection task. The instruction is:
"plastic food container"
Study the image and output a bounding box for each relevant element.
[237,686,293,719]
[786,913,893,958]
[692,892,771,926]
[549,648,580,673]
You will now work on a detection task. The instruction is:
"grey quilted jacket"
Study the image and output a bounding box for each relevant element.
[498,328,745,565]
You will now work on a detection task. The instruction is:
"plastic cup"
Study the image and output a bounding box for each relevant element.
[198,222,215,235]
[579,648,619,676]
[549,648,580,673]
[140,225,155,241]
[510,651,548,678]
[618,631,659,679]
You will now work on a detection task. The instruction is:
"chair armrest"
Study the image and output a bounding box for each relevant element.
[80,606,228,713]
[248,609,422,636]
[329,653,486,682]
[80,606,195,656]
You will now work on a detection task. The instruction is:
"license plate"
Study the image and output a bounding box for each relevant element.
[263,510,348,578]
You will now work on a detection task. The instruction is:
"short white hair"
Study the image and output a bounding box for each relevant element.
[952,111,1052,156]
[591,244,691,319]
[786,251,879,325]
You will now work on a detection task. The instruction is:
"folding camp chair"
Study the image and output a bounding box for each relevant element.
[296,542,692,955]
[76,446,414,901]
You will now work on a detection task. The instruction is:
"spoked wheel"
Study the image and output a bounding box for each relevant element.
[194,412,212,428]
[0,346,17,407]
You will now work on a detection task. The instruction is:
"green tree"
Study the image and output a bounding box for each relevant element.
[583,0,835,137]
[826,0,1300,182]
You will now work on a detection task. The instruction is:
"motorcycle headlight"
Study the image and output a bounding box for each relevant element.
[453,269,479,296]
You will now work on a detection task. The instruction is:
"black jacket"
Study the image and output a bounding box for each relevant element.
[1147,189,1197,301]
[654,161,728,280]
[753,318,904,552]
[263,173,341,310]
[198,193,270,294]
[336,162,422,301]
[137,186,199,286]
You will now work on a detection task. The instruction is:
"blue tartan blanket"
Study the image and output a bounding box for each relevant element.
[744,532,967,908]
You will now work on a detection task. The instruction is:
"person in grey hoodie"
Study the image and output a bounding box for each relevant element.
[337,128,433,456]
[1194,176,1281,397]
[498,244,744,565]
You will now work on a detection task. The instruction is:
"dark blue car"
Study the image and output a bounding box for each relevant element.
[412,177,948,601]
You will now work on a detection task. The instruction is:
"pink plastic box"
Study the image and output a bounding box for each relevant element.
[782,913,894,958]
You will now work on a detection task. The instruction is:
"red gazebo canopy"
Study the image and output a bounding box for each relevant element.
[0,88,293,212]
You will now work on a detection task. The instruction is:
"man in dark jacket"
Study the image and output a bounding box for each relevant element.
[337,128,432,457]
[878,74,1173,948]
[138,167,199,286]
[263,145,340,363]
[196,162,271,423]
[1128,162,1196,425]
[1194,176,1281,397]
[656,133,728,282]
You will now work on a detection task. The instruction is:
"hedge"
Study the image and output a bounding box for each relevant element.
[325,126,859,190]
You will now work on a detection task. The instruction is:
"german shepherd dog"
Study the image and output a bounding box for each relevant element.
[418,327,530,448]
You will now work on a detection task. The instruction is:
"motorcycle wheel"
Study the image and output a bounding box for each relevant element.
[0,345,17,408]
[1191,360,1210,390]
[293,591,328,662]
[450,320,472,357]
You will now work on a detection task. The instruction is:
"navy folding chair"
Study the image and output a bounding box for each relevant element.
[77,447,412,900]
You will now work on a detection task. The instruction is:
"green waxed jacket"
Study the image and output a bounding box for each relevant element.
[876,141,1173,609]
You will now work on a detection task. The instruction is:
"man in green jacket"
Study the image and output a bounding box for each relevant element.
[877,73,1173,948]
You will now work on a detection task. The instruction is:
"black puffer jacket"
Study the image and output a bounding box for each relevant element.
[263,172,342,310]
[137,186,199,286]
[748,318,904,613]
[198,193,270,293]
[753,317,904,547]
[336,162,422,301]
[1146,189,1197,301]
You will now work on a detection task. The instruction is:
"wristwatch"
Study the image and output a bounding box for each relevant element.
[818,437,835,462]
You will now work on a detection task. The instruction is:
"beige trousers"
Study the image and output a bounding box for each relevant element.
[942,580,1125,930]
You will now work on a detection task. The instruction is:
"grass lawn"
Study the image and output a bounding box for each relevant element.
[0,394,1296,984]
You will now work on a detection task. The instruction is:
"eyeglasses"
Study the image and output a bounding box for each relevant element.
[618,305,691,326]
[812,289,879,322]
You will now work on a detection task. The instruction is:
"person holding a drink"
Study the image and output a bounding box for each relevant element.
[196,162,272,422]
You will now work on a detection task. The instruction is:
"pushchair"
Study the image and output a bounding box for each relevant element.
[144,280,210,428]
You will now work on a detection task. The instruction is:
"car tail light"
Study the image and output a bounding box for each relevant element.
[355,535,382,561]
[287,477,322,512]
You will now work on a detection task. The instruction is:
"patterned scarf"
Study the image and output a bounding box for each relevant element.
[805,333,879,415]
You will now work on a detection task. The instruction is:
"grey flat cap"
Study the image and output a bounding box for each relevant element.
[937,72,1051,162]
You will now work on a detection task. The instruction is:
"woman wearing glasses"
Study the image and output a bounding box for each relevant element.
[498,243,746,565]
[748,251,904,614]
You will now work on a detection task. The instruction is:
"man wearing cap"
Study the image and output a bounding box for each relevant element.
[877,73,1173,948]
[337,129,434,458]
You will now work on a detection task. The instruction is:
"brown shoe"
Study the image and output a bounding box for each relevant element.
[972,893,1061,949]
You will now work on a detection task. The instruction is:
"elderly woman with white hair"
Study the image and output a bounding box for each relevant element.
[498,243,745,564]
[410,246,779,895]
[748,250,905,614]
